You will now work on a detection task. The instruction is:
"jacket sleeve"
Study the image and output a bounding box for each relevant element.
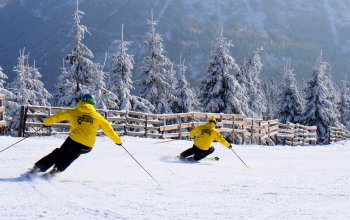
[215,132,231,147]
[189,126,201,139]
[100,117,122,145]
[43,110,72,126]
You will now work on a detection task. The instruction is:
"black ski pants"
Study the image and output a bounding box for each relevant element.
[180,145,215,161]
[35,137,91,172]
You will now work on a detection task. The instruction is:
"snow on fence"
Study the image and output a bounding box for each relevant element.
[329,127,350,143]
[0,95,5,135]
[18,105,318,146]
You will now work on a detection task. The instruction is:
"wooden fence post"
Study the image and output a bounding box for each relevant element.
[145,114,148,137]
[18,106,25,137]
[0,95,5,135]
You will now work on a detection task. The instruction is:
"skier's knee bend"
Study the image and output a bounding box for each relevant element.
[208,146,215,154]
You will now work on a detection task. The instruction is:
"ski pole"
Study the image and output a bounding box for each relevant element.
[230,148,250,169]
[120,144,159,186]
[152,139,176,145]
[0,127,44,153]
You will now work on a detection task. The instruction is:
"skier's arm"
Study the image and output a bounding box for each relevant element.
[189,126,200,139]
[215,132,231,148]
[100,118,122,145]
[43,110,72,126]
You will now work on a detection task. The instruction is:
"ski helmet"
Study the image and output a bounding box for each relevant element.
[209,116,216,124]
[80,93,96,106]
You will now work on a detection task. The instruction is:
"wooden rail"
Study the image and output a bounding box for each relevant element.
[19,105,319,146]
[330,127,350,143]
[0,94,5,135]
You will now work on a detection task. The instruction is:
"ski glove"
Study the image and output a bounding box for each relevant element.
[228,145,232,149]
[116,143,122,146]
[43,125,51,128]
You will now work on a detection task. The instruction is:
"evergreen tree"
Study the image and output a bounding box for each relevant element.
[276,64,304,123]
[92,67,119,110]
[108,24,134,110]
[262,78,279,120]
[339,80,350,130]
[239,48,266,117]
[302,53,339,143]
[55,0,98,107]
[108,24,154,112]
[139,9,174,114]
[172,56,198,113]
[0,66,15,99]
[199,31,251,115]
[8,49,52,134]
[0,65,17,134]
[10,49,51,106]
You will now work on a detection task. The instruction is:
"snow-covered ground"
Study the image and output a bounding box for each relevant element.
[0,135,349,220]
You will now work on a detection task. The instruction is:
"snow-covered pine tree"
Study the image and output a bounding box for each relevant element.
[8,49,52,134]
[108,24,134,110]
[10,49,51,106]
[108,24,154,112]
[239,48,266,117]
[199,31,251,115]
[0,65,15,99]
[55,0,98,107]
[91,66,119,110]
[0,65,17,134]
[171,56,198,113]
[338,80,350,130]
[262,78,279,120]
[276,64,304,123]
[139,9,174,114]
[302,53,340,143]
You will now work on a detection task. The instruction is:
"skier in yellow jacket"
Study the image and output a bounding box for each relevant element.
[179,116,232,161]
[30,94,122,176]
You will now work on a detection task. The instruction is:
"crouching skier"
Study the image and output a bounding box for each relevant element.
[179,116,232,162]
[29,93,122,177]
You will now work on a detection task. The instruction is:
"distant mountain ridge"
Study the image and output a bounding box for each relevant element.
[1,0,349,92]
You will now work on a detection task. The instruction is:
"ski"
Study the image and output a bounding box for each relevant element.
[21,170,55,181]
[176,155,220,162]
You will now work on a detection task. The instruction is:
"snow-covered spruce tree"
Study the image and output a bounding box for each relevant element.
[108,24,154,112]
[10,49,52,106]
[138,10,175,114]
[199,32,251,115]
[55,1,98,107]
[238,48,266,117]
[0,65,15,99]
[262,78,279,120]
[301,53,340,144]
[276,64,304,123]
[91,67,119,110]
[338,80,350,130]
[0,65,17,134]
[171,56,198,113]
[8,49,52,134]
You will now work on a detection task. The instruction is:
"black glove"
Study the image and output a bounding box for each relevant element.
[228,144,232,149]
[116,143,122,146]
[43,125,51,128]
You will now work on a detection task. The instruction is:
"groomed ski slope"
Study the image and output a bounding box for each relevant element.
[0,135,349,220]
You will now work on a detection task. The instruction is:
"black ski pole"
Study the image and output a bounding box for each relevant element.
[230,148,250,169]
[0,127,44,153]
[120,144,159,186]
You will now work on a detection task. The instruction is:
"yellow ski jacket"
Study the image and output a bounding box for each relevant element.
[190,122,231,150]
[43,101,122,148]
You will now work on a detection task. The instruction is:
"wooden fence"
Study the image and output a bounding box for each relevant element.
[329,127,350,143]
[0,95,5,135]
[18,105,318,146]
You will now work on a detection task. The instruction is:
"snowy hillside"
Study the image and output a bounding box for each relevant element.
[1,0,350,91]
[0,135,349,219]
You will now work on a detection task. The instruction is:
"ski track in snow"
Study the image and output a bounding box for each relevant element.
[0,135,350,219]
